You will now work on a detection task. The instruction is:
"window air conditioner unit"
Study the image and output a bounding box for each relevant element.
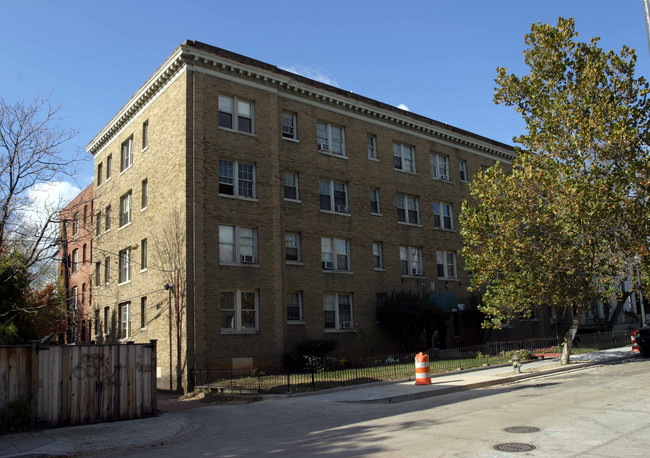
[322,261,334,270]
[412,268,423,276]
[318,143,330,152]
[334,205,347,213]
[241,255,255,264]
[340,321,352,329]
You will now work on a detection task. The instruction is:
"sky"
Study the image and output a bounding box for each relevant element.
[2,0,650,204]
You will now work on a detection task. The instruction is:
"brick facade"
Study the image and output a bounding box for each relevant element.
[87,41,518,392]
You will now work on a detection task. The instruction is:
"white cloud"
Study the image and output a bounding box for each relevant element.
[280,65,339,87]
[397,104,410,111]
[22,181,82,229]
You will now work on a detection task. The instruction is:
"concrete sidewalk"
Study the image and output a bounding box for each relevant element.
[0,346,638,457]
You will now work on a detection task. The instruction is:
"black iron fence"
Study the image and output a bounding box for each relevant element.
[192,330,631,395]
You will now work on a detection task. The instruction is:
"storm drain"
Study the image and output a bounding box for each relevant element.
[504,426,541,434]
[494,443,536,452]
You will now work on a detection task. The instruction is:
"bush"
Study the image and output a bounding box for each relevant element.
[296,339,337,357]
[2,397,31,432]
[499,349,534,361]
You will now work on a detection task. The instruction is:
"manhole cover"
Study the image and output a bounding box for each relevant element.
[494,443,536,452]
[504,426,540,434]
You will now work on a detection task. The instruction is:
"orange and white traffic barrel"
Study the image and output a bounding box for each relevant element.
[415,352,431,385]
[631,329,640,352]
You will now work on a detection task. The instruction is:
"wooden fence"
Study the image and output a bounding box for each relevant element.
[0,340,157,427]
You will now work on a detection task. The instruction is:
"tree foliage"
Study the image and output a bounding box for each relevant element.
[460,17,650,364]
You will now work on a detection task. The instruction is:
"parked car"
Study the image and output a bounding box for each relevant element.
[632,323,650,357]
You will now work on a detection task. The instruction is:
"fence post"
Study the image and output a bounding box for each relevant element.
[149,340,157,414]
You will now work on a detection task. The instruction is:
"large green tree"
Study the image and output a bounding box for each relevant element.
[460,17,650,364]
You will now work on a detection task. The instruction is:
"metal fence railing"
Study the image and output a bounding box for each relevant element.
[191,330,631,395]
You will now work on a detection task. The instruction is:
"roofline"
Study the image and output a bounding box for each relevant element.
[86,40,515,160]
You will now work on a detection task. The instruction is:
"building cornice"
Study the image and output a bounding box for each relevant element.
[87,41,516,161]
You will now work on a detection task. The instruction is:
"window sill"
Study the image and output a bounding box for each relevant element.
[104,229,111,234]
[220,329,259,335]
[394,168,417,175]
[432,177,452,184]
[397,221,422,228]
[282,137,299,143]
[284,198,301,203]
[402,274,426,279]
[367,157,379,162]
[218,193,259,202]
[219,262,260,268]
[140,268,148,273]
[118,280,131,286]
[118,222,132,231]
[325,329,356,333]
[105,177,112,184]
[142,146,149,153]
[286,261,303,266]
[374,268,386,272]
[371,212,382,217]
[318,150,348,160]
[438,277,460,282]
[322,270,354,275]
[434,227,455,232]
[218,126,256,137]
[287,320,305,325]
[320,209,351,216]
[140,326,148,331]
[141,206,148,212]
[120,165,132,176]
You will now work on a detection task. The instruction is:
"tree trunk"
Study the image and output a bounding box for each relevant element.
[561,308,582,365]
[605,290,632,331]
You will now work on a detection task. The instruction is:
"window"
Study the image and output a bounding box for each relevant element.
[72,212,79,236]
[121,137,133,172]
[285,233,301,262]
[321,237,350,272]
[219,225,257,264]
[95,212,101,236]
[218,159,256,198]
[142,120,149,150]
[284,172,299,200]
[82,244,87,264]
[97,163,103,186]
[95,262,101,287]
[106,154,112,180]
[373,242,384,269]
[141,179,148,209]
[81,283,86,305]
[119,191,132,227]
[317,122,345,156]
[319,179,348,213]
[433,202,453,230]
[105,205,111,231]
[287,291,303,321]
[430,153,450,181]
[219,290,258,331]
[94,309,100,337]
[282,112,297,140]
[71,249,79,272]
[400,246,424,276]
[119,248,131,284]
[140,238,148,270]
[83,205,87,226]
[70,286,78,310]
[397,193,420,225]
[393,143,415,173]
[103,306,109,335]
[370,188,381,214]
[437,250,457,279]
[324,293,353,330]
[104,257,110,285]
[367,134,378,160]
[119,302,130,339]
[218,95,253,134]
[140,297,147,329]
[459,160,468,182]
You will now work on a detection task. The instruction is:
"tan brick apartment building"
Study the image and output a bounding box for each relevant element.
[59,184,94,343]
[86,41,516,391]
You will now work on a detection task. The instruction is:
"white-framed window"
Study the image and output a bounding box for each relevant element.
[400,246,424,276]
[430,153,450,181]
[218,159,256,199]
[106,154,112,180]
[219,225,257,265]
[95,211,101,236]
[373,242,384,269]
[367,134,378,160]
[121,137,133,172]
[140,238,147,271]
[104,257,110,285]
[287,291,303,322]
[71,248,79,272]
[437,250,458,279]
[459,160,468,182]
[118,248,131,284]
[321,237,350,272]
[433,202,454,230]
[218,95,254,134]
[140,296,147,329]
[142,120,149,150]
[370,188,381,215]
[285,232,301,263]
[97,163,103,187]
[282,112,297,140]
[119,302,130,339]
[319,179,348,213]
[397,193,420,225]
[284,172,299,201]
[317,122,345,156]
[324,293,353,330]
[141,179,148,210]
[105,205,111,232]
[119,191,132,227]
[94,262,101,287]
[393,142,415,173]
[70,286,78,310]
[219,289,259,332]
[72,212,79,236]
